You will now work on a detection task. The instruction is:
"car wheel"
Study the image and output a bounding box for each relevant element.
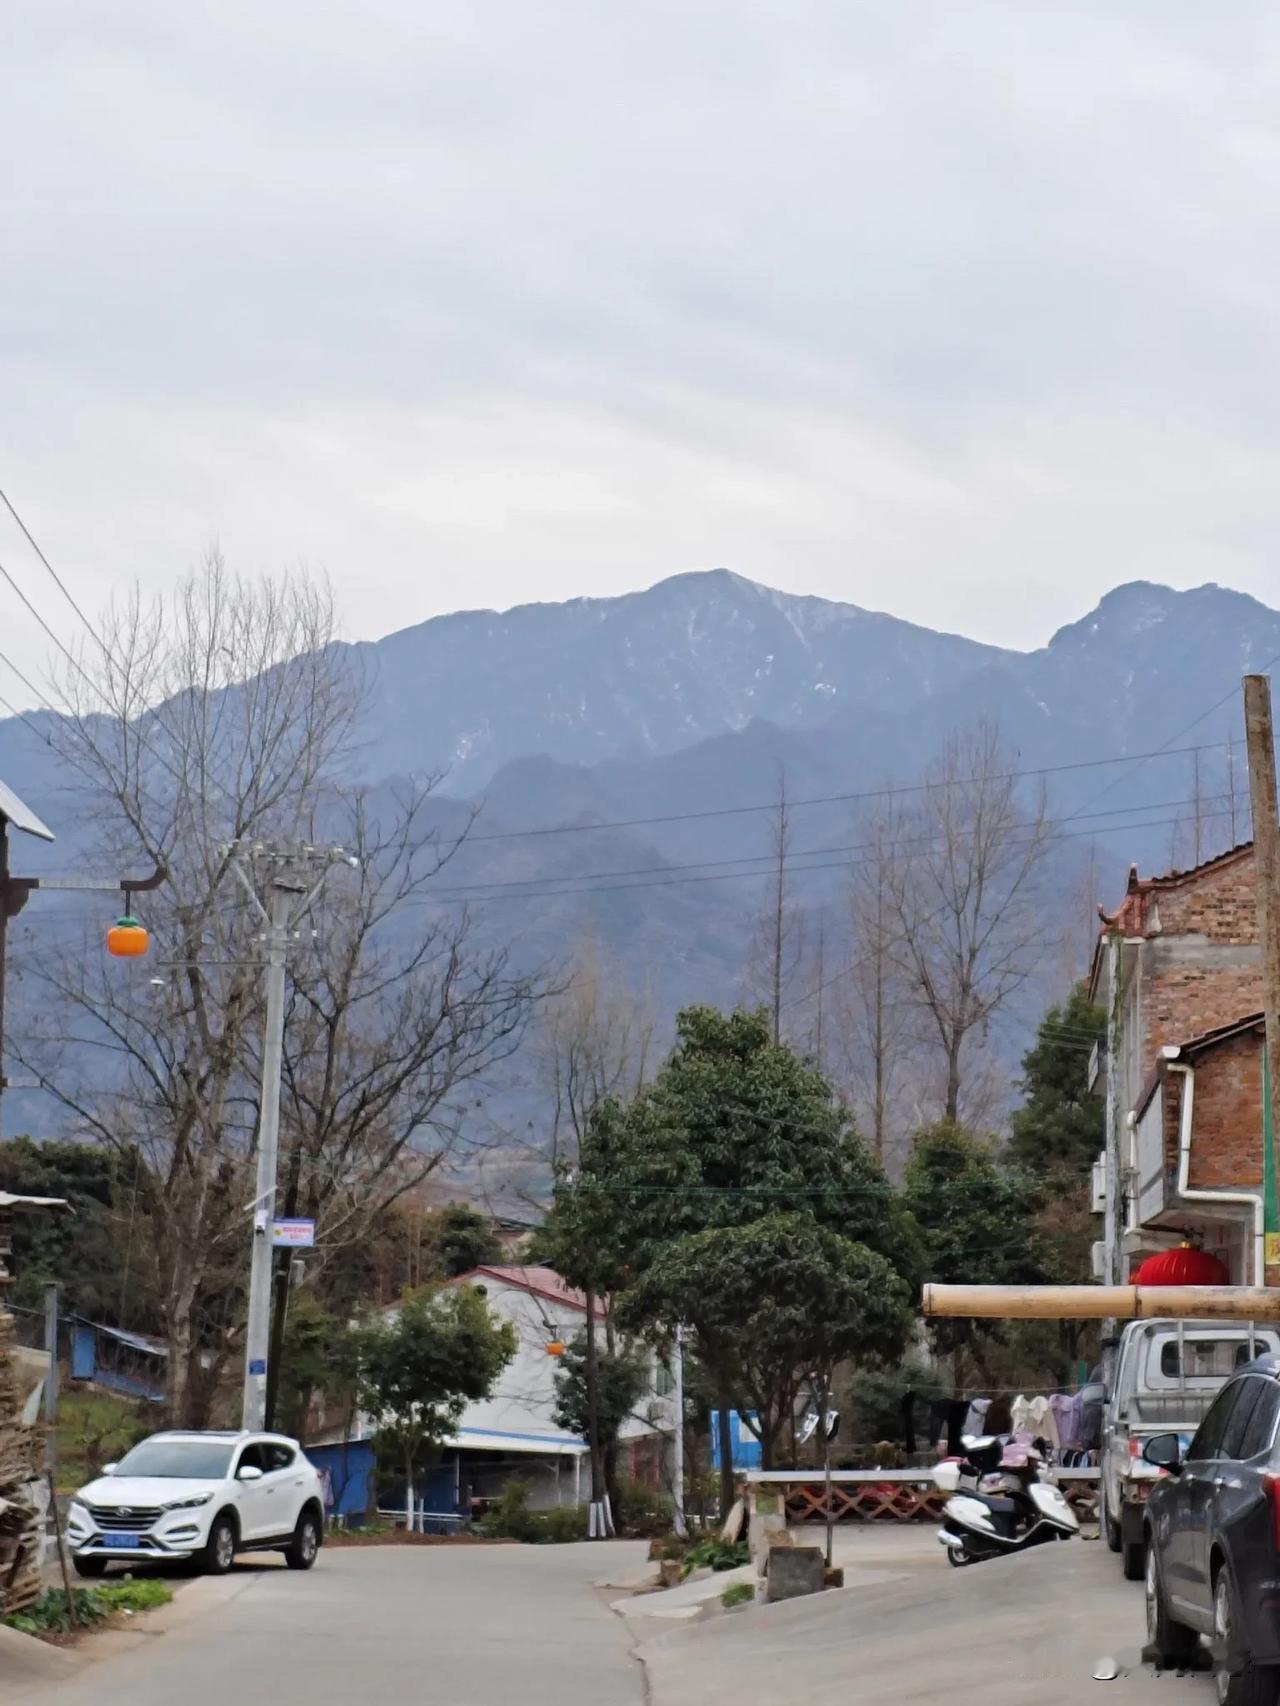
[284,1510,321,1571]
[1145,1540,1198,1668]
[72,1556,108,1580]
[201,1513,238,1576]
[1123,1534,1147,1581]
[1102,1482,1122,1553]
[1213,1565,1280,1705]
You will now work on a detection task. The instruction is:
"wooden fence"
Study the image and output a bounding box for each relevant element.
[745,1467,1100,1526]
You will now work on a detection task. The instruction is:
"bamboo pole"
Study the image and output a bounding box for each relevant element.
[921,1284,1280,1322]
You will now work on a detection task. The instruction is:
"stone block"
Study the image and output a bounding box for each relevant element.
[764,1544,825,1603]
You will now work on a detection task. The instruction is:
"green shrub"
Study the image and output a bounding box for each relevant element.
[477,1479,540,1542]
[614,1475,673,1538]
[534,1504,588,1543]
[720,1582,754,1609]
[4,1588,107,1636]
[680,1538,749,1579]
[477,1479,589,1544]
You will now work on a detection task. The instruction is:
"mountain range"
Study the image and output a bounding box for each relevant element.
[1,568,1274,1163]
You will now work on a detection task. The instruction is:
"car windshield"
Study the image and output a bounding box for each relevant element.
[111,1440,235,1480]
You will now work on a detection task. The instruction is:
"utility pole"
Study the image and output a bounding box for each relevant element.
[232,842,356,1432]
[43,1281,59,1472]
[1101,927,1122,1387]
[1243,675,1280,1287]
[672,1324,686,1539]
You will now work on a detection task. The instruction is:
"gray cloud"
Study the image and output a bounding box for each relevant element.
[3,0,1280,697]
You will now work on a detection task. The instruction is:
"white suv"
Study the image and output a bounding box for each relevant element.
[67,1430,325,1576]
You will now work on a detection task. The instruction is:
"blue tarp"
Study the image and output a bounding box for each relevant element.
[709,1409,763,1471]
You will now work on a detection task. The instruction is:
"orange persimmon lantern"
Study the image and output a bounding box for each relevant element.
[107,915,149,958]
[545,1340,567,1358]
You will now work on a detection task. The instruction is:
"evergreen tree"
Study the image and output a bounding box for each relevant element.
[903,1121,1047,1380]
[1007,987,1105,1177]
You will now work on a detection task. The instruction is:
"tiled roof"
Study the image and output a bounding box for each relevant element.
[450,1264,594,1313]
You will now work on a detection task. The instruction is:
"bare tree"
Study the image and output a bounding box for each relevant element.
[13,556,354,1420]
[539,933,655,1170]
[743,772,807,1044]
[839,818,913,1166]
[879,720,1056,1125]
[13,554,538,1425]
[262,779,538,1420]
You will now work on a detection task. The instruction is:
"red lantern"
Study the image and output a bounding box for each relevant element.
[545,1340,566,1358]
[106,915,149,959]
[1132,1244,1230,1287]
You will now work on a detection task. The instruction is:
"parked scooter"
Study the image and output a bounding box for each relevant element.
[934,1434,1079,1566]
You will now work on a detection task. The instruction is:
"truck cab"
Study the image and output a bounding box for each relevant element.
[1103,1317,1280,1578]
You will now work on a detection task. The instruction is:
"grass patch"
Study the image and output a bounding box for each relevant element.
[720,1582,754,1609]
[3,1578,173,1640]
[94,1580,173,1613]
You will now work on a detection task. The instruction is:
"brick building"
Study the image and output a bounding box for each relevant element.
[1089,843,1274,1285]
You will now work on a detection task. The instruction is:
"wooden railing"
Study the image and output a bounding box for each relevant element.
[744,1467,1100,1525]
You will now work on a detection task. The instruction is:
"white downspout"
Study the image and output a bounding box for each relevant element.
[1166,1054,1265,1285]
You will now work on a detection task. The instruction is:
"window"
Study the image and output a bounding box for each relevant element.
[1238,1383,1280,1459]
[114,1439,235,1480]
[1157,1335,1273,1382]
[264,1443,295,1473]
[1188,1385,1242,1462]
[1221,1380,1265,1459]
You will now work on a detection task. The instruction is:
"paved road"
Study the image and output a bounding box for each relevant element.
[28,1541,650,1706]
[639,1537,1214,1706]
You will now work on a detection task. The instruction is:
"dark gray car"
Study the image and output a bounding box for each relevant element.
[1144,1355,1280,1705]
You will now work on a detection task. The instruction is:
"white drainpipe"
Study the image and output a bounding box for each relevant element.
[1165,1053,1265,1286]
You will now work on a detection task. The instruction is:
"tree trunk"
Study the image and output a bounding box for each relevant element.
[716,1381,735,1520]
[165,1261,200,1426]
[944,1039,962,1125]
[404,1445,415,1534]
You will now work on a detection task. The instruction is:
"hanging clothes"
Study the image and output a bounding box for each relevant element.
[945,1398,969,1456]
[1049,1392,1084,1453]
[1011,1394,1059,1450]
[962,1397,991,1440]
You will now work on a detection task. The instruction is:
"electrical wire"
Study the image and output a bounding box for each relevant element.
[460,739,1234,848]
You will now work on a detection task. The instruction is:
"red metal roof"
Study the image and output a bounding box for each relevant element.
[450,1264,596,1313]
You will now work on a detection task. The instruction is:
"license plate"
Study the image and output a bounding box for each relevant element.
[108,1533,143,1549]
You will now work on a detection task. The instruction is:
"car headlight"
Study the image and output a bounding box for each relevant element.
[162,1493,214,1512]
[69,1498,90,1516]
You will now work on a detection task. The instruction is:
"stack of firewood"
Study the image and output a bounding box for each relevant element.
[0,1309,45,1615]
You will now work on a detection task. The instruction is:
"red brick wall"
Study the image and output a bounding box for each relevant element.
[1143,965,1264,1065]
[1151,850,1257,942]
[1186,1033,1264,1191]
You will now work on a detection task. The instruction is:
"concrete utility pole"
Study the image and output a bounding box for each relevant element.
[671,1324,687,1538]
[232,843,356,1431]
[1102,929,1122,1289]
[1243,674,1280,1287]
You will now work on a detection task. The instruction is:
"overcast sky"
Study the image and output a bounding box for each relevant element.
[4,0,1280,702]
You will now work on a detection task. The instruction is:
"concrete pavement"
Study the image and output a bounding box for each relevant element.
[19,1541,651,1706]
[636,1536,1215,1705]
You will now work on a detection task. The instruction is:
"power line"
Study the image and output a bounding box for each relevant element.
[424,802,1243,909]
[0,486,101,646]
[460,739,1234,849]
[421,787,1242,903]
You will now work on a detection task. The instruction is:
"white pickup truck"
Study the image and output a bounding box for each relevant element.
[1101,1317,1280,1579]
